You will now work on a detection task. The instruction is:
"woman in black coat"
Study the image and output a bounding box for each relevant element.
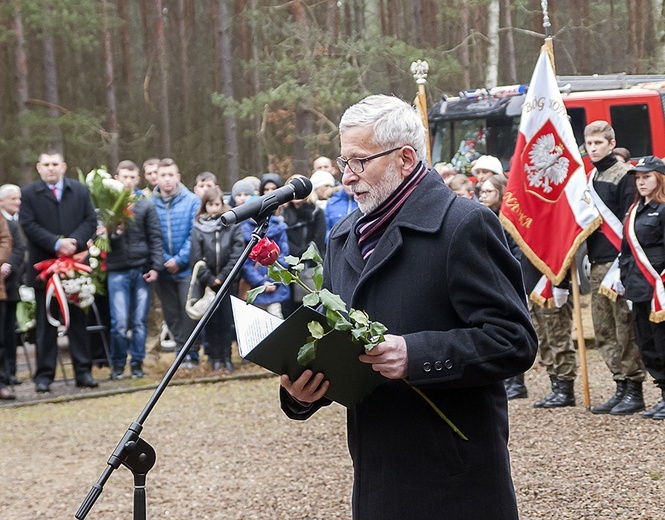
[190,187,245,371]
[619,156,665,419]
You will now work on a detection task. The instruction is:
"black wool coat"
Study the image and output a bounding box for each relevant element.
[105,196,164,273]
[620,199,665,303]
[20,176,97,287]
[282,170,537,520]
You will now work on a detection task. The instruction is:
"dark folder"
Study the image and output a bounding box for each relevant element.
[233,299,386,408]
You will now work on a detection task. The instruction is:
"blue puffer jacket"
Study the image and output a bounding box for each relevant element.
[152,183,201,279]
[324,188,358,242]
[241,216,290,305]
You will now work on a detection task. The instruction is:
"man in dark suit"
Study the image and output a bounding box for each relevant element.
[280,95,537,519]
[20,150,98,393]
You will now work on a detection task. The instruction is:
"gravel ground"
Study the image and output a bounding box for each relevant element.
[1,348,664,519]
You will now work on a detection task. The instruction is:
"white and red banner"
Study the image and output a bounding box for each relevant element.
[500,49,601,285]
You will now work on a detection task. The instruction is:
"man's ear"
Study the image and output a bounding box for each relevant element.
[399,146,419,176]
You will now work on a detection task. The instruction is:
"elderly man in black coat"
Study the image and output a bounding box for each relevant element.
[20,150,98,393]
[280,95,537,519]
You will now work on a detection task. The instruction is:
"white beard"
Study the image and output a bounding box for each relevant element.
[354,162,404,214]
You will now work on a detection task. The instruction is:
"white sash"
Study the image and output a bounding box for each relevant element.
[588,169,623,299]
[625,204,665,322]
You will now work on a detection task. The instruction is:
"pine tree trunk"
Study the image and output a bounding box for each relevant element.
[117,0,132,96]
[327,0,339,50]
[250,0,263,174]
[288,0,313,175]
[655,0,665,68]
[502,0,517,84]
[154,0,171,156]
[459,0,470,88]
[218,0,240,185]
[13,4,32,184]
[176,0,190,132]
[627,0,639,74]
[41,4,63,150]
[486,0,500,88]
[102,0,119,170]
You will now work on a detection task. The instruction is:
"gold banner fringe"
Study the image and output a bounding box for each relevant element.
[649,309,665,323]
[499,213,602,285]
[598,285,619,302]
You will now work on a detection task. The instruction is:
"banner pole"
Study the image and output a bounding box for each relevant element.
[570,264,591,408]
[410,60,432,165]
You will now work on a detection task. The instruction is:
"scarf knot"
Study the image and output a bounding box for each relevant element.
[354,162,428,261]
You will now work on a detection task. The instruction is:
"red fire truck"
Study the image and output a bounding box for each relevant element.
[427,73,665,174]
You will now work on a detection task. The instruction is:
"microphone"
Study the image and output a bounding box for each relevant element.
[221,177,312,225]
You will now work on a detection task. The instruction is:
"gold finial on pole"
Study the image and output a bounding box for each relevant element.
[411,60,432,166]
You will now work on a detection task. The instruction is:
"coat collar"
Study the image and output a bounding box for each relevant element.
[36,176,72,202]
[329,170,456,292]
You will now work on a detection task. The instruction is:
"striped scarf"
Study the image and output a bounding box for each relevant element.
[354,162,428,261]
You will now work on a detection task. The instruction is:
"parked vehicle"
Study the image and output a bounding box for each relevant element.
[428,73,665,175]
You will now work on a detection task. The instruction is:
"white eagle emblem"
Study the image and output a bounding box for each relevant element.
[524,133,570,193]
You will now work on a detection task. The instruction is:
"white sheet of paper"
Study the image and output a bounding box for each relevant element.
[231,296,284,358]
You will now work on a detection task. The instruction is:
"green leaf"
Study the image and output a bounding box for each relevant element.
[312,264,324,291]
[292,262,305,273]
[297,339,318,366]
[301,243,323,263]
[319,289,347,313]
[334,315,353,331]
[246,286,267,304]
[364,340,380,351]
[326,308,339,328]
[369,321,388,338]
[284,255,300,266]
[351,326,368,341]
[268,266,293,285]
[349,309,369,326]
[307,320,325,339]
[302,292,321,308]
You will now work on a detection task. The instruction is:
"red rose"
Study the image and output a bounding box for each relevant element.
[249,237,280,266]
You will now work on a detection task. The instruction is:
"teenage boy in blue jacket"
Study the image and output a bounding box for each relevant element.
[152,158,200,362]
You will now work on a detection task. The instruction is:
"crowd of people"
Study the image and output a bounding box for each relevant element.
[0,150,357,399]
[0,117,664,425]
[435,120,665,420]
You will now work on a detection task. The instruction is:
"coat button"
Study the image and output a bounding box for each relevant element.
[423,362,432,372]
[434,361,443,371]
[444,359,453,370]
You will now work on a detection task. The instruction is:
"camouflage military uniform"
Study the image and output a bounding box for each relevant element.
[589,261,645,382]
[530,299,576,381]
[587,158,646,383]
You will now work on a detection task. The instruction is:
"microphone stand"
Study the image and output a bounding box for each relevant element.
[76,216,272,520]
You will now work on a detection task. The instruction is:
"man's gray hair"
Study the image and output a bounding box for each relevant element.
[0,184,21,200]
[339,95,427,163]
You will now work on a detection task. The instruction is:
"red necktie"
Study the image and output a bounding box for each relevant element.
[51,184,58,201]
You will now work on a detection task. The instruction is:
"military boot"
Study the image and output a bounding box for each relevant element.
[610,380,645,415]
[543,379,575,408]
[644,387,665,419]
[591,380,627,414]
[506,373,528,400]
[534,376,558,408]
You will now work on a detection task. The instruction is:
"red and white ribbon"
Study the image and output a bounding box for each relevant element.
[34,254,92,332]
[625,204,665,322]
[588,169,625,300]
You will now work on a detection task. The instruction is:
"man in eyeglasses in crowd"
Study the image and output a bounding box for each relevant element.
[279,94,537,519]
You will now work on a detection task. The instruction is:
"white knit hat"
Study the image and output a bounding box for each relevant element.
[310,170,336,190]
[471,155,503,176]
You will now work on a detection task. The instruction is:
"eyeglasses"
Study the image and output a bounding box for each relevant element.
[336,147,405,174]
[479,189,497,196]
